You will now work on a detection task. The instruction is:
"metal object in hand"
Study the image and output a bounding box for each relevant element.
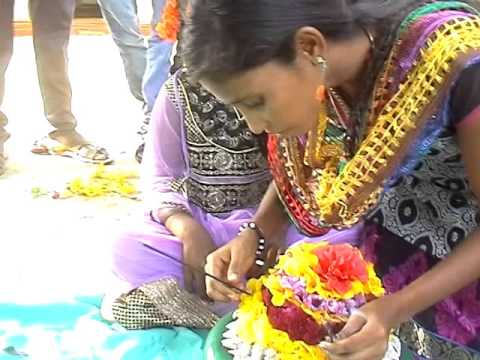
[142,243,251,296]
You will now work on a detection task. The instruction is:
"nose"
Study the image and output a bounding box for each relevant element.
[244,114,268,135]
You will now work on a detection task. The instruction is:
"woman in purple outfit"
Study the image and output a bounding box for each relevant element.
[101,68,360,330]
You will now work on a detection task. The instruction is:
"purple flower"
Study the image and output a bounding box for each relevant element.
[382,252,428,294]
[435,283,480,345]
[279,275,367,316]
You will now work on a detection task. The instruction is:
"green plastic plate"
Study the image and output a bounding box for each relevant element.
[203,312,415,360]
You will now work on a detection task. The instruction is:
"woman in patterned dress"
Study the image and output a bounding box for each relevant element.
[101,68,357,330]
[183,0,480,358]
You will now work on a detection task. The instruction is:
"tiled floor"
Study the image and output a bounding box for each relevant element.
[0,35,145,302]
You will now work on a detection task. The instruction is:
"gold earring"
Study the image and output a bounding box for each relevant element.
[313,56,327,102]
[314,56,328,72]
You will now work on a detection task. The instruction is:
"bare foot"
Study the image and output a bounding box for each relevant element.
[48,130,88,148]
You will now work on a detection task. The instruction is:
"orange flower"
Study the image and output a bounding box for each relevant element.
[313,244,368,295]
[156,0,180,42]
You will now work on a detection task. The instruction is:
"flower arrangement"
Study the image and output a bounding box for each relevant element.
[222,242,385,360]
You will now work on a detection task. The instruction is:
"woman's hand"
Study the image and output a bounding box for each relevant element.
[165,212,216,299]
[204,230,258,302]
[203,182,289,302]
[204,229,283,302]
[182,225,216,299]
[321,295,402,360]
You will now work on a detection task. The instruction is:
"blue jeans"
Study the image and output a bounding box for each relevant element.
[97,0,174,113]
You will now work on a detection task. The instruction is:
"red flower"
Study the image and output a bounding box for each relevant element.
[313,244,368,295]
[263,288,327,344]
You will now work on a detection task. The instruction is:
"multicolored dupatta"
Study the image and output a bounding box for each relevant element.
[268,1,480,236]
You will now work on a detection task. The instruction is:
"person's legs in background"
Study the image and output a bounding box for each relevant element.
[96,0,147,104]
[29,0,83,146]
[142,0,174,114]
[97,0,174,163]
[0,0,14,176]
[97,0,155,163]
[134,0,174,163]
[29,0,111,163]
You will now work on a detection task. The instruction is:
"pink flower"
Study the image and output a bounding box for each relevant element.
[382,252,428,294]
[359,224,380,263]
[313,244,368,295]
[436,283,480,345]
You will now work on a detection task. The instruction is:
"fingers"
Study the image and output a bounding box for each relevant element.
[323,343,387,360]
[227,245,254,283]
[206,276,240,302]
[226,231,257,282]
[321,317,389,360]
[205,247,229,279]
[205,247,241,302]
[204,234,257,301]
[323,331,388,360]
[323,330,372,356]
[336,310,368,340]
[322,311,368,356]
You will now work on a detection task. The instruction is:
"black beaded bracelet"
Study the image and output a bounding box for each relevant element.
[239,222,266,267]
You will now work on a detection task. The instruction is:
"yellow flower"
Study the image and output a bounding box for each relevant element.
[275,243,321,279]
[66,165,138,198]
[262,275,293,307]
[234,242,385,359]
[237,284,328,360]
[366,264,385,297]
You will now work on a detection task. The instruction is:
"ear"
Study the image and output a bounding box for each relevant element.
[293,26,328,64]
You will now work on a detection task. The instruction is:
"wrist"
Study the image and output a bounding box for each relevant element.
[386,291,415,327]
[252,216,287,245]
[165,212,198,240]
[239,222,269,267]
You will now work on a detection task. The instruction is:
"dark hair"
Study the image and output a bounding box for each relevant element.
[182,0,479,124]
[182,0,433,81]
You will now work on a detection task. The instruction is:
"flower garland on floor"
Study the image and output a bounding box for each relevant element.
[222,242,385,360]
[66,165,138,198]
